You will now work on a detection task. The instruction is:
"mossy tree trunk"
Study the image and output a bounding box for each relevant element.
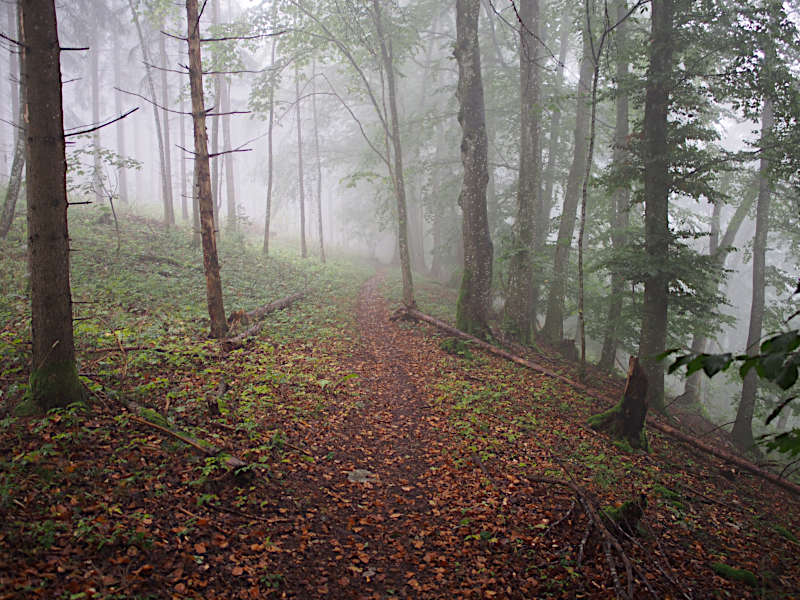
[454,0,493,338]
[589,357,648,450]
[23,0,86,410]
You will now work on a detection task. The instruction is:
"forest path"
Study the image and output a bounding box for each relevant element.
[275,273,537,598]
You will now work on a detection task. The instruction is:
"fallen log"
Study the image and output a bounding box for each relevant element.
[130,414,246,469]
[223,291,305,349]
[395,306,800,497]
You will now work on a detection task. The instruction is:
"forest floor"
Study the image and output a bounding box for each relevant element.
[0,212,799,599]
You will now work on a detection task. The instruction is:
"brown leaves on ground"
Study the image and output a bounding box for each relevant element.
[0,274,798,599]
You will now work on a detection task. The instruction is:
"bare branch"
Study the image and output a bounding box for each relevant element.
[64,107,140,137]
[114,87,191,115]
[200,31,286,42]
[0,32,22,47]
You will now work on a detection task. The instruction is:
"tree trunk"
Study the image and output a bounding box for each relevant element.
[638,0,675,413]
[22,0,85,409]
[311,61,325,262]
[588,357,649,450]
[186,0,228,339]
[294,68,307,258]
[158,28,175,226]
[262,11,278,256]
[454,0,493,336]
[541,29,593,343]
[504,0,541,344]
[372,0,415,306]
[113,40,129,204]
[532,17,569,320]
[180,96,188,220]
[598,0,631,372]
[0,0,24,240]
[223,78,236,231]
[733,98,773,450]
[128,0,172,226]
[677,191,754,403]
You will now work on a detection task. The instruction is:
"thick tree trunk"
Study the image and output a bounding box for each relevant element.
[158,29,175,226]
[294,69,307,258]
[541,30,593,343]
[372,0,414,306]
[311,61,325,262]
[128,0,173,226]
[186,0,228,339]
[598,1,631,372]
[262,23,277,256]
[733,98,773,450]
[222,78,236,231]
[0,1,24,240]
[454,0,493,336]
[638,0,675,413]
[22,0,85,409]
[504,0,541,344]
[113,41,128,204]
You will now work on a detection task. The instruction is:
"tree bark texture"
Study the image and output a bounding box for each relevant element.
[90,24,103,205]
[294,68,307,258]
[454,0,493,337]
[373,0,414,306]
[503,0,541,345]
[541,29,593,343]
[733,98,773,450]
[22,0,85,409]
[179,96,188,219]
[638,0,675,413]
[186,0,228,339]
[588,357,649,450]
[128,0,173,226]
[0,0,24,239]
[598,0,631,372]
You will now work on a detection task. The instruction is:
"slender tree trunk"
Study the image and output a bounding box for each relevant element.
[733,98,774,450]
[638,0,675,412]
[186,0,227,339]
[263,11,278,256]
[311,61,325,262]
[128,0,172,226]
[223,78,236,231]
[598,1,631,371]
[90,25,103,205]
[372,0,414,306]
[158,29,175,226]
[22,0,85,409]
[0,1,24,239]
[504,0,541,344]
[541,29,593,343]
[454,0,493,336]
[677,191,754,403]
[294,68,307,258]
[113,41,128,204]
[532,17,569,321]
[180,96,188,220]
[210,0,221,225]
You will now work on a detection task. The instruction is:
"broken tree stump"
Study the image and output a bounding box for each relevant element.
[588,357,649,451]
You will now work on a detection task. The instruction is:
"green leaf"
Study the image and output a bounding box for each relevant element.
[701,353,733,377]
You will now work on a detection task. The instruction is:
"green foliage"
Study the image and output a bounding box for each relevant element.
[439,337,474,360]
[711,562,758,587]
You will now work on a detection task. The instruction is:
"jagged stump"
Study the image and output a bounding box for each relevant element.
[588,357,649,451]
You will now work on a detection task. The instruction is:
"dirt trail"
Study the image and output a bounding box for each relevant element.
[275,274,537,598]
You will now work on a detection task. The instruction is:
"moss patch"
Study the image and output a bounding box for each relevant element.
[26,360,87,413]
[711,562,758,587]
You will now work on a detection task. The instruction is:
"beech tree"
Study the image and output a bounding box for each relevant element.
[22,0,86,409]
[454,0,493,337]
